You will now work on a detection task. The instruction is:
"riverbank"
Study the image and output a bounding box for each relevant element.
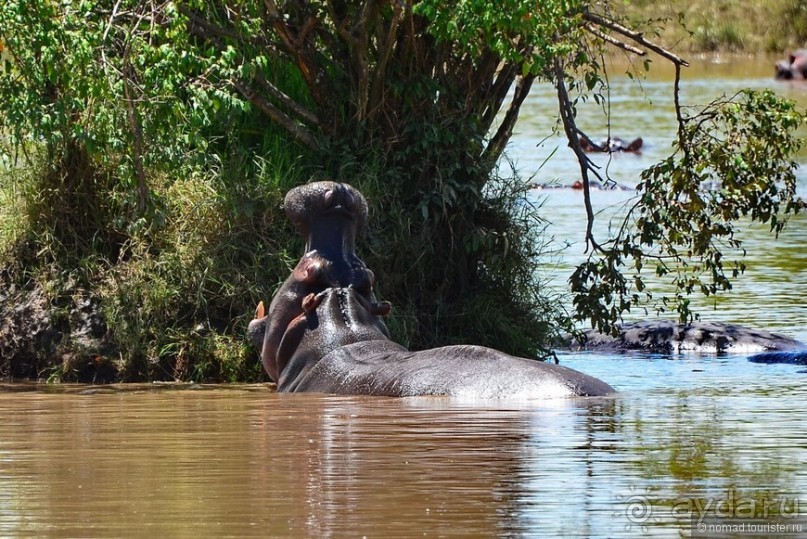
[1,4,805,384]
[615,0,807,53]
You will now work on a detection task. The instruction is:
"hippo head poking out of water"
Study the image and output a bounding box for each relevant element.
[247,181,390,382]
[248,181,615,398]
[775,50,807,81]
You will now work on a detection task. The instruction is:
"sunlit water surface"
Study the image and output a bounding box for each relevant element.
[2,369,805,538]
[2,56,806,538]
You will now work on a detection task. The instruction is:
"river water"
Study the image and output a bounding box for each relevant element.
[2,57,806,538]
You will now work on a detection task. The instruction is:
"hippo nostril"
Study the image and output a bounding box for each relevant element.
[322,184,357,212]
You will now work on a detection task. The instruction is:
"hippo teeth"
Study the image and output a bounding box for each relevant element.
[302,292,323,313]
[323,185,356,212]
[370,301,391,316]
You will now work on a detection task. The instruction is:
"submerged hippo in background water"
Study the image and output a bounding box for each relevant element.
[748,350,807,365]
[775,49,807,80]
[580,136,643,153]
[569,321,807,363]
[247,181,614,398]
[530,179,633,191]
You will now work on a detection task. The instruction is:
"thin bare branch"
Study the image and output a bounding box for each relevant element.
[368,1,404,117]
[583,11,690,67]
[583,24,646,56]
[232,80,318,149]
[553,57,611,252]
[481,63,517,131]
[483,73,535,166]
[179,5,241,42]
[254,72,319,126]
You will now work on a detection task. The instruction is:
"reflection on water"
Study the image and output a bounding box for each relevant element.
[1,362,805,538]
[2,56,806,538]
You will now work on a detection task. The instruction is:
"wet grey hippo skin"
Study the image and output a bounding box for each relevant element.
[248,181,615,398]
[748,350,807,365]
[570,321,807,364]
[775,49,807,80]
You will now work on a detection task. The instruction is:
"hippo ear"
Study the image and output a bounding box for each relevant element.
[627,138,643,152]
[254,301,265,319]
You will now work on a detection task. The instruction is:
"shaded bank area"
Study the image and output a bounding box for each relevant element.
[0,166,291,383]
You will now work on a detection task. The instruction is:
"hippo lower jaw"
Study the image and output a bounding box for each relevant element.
[253,182,384,382]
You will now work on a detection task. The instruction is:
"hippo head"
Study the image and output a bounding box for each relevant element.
[248,181,391,383]
[775,50,807,81]
[776,59,795,80]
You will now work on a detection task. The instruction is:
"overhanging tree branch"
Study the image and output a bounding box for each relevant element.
[583,11,690,67]
[483,73,535,166]
[554,57,603,252]
[559,11,691,253]
[583,24,645,56]
[232,80,319,149]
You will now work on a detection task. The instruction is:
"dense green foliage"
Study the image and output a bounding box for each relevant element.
[0,0,588,380]
[0,0,304,380]
[172,0,594,353]
[0,1,804,381]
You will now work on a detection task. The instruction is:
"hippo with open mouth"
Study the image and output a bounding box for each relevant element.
[247,181,615,398]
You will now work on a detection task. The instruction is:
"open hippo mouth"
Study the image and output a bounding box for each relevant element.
[248,182,391,381]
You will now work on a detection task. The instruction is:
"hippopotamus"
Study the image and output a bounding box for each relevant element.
[569,321,807,361]
[748,350,807,365]
[580,136,643,153]
[247,181,615,398]
[529,179,633,191]
[775,49,807,80]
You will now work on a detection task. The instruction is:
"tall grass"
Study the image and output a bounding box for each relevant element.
[95,127,313,382]
[615,0,807,53]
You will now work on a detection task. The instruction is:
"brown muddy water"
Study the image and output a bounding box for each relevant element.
[2,56,806,538]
